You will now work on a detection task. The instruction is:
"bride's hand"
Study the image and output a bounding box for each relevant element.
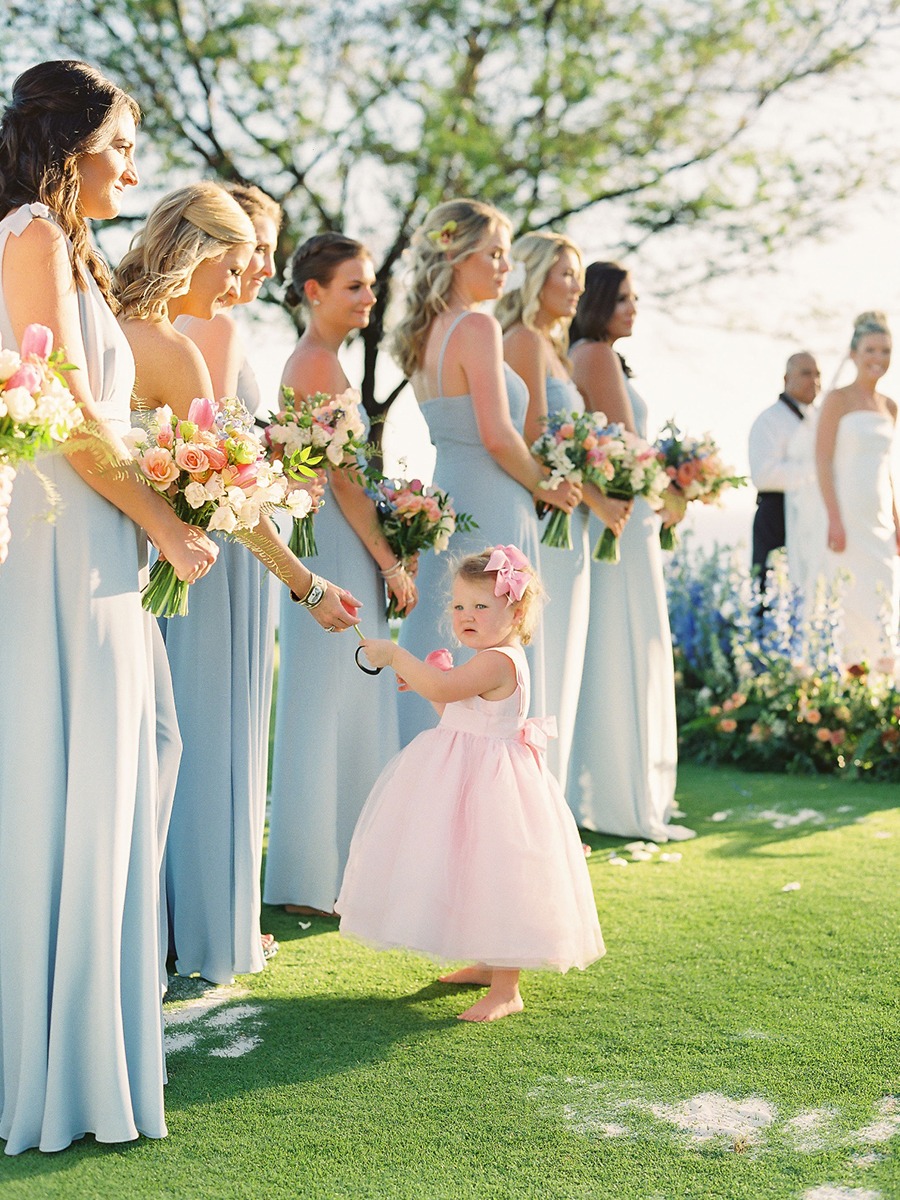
[827,516,846,554]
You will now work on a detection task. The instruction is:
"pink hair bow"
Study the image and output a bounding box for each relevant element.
[516,715,558,765]
[484,544,531,606]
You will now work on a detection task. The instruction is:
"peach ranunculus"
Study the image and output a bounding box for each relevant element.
[140,447,180,488]
[815,727,832,743]
[804,709,822,725]
[718,718,737,733]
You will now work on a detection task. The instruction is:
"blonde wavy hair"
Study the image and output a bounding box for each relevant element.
[452,546,544,645]
[391,198,511,378]
[495,231,583,364]
[851,310,891,351]
[226,182,282,230]
[114,181,255,319]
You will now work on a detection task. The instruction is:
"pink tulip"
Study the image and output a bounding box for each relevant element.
[20,324,53,360]
[425,648,454,672]
[233,462,258,488]
[4,362,43,394]
[187,396,217,431]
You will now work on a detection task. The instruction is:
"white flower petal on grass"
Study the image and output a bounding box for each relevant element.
[630,849,654,861]
[659,852,682,863]
[711,810,731,822]
[803,1188,882,1200]
[648,1092,777,1145]
[873,832,892,839]
[209,1035,262,1058]
[608,855,629,867]
[643,842,661,854]
[782,882,801,892]
[623,841,647,853]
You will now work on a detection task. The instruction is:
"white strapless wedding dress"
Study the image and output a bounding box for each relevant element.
[824,410,899,669]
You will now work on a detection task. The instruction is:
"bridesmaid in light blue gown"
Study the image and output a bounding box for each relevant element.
[115,188,361,981]
[264,233,414,915]
[567,262,693,842]
[392,201,582,744]
[0,62,218,1155]
[499,232,631,791]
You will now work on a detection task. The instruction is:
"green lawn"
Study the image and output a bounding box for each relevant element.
[2,764,898,1199]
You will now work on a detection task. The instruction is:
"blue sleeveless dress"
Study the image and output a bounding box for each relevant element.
[264,410,400,912]
[567,380,687,841]
[398,313,545,743]
[0,204,169,1154]
[540,376,591,791]
[159,354,275,983]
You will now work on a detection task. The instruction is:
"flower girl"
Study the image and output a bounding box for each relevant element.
[337,546,605,1021]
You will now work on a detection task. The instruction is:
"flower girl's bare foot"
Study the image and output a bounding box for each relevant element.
[439,964,493,986]
[457,969,522,1022]
[458,989,524,1023]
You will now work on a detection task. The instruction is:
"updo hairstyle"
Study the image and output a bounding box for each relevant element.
[850,310,891,351]
[284,231,369,311]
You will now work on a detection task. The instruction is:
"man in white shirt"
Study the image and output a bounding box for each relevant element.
[748,352,821,584]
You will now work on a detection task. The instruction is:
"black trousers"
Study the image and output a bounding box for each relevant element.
[752,492,785,581]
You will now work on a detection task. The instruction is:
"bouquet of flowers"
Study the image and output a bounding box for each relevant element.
[368,475,476,618]
[588,417,669,562]
[264,387,367,557]
[530,408,619,550]
[0,323,83,564]
[128,397,297,617]
[654,420,747,550]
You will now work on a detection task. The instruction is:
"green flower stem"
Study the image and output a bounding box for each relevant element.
[592,526,621,563]
[142,559,190,617]
[289,513,318,558]
[540,507,573,550]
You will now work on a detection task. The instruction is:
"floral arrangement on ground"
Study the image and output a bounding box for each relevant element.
[665,537,900,780]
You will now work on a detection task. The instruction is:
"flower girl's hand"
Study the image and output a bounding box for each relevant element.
[361,638,395,670]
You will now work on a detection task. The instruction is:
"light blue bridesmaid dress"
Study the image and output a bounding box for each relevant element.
[159,356,275,984]
[567,379,689,842]
[264,411,400,912]
[0,204,169,1154]
[398,312,545,743]
[540,375,591,791]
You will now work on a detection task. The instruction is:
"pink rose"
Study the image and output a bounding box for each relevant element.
[156,422,175,449]
[20,323,54,360]
[140,447,179,487]
[174,444,211,474]
[4,362,42,394]
[407,478,423,491]
[559,423,575,439]
[829,729,846,746]
[188,396,217,431]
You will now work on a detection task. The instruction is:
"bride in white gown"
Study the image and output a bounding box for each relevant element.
[815,311,900,671]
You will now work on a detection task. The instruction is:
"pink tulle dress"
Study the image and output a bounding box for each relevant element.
[337,645,605,972]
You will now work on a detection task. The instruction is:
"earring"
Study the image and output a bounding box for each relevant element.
[312,299,321,307]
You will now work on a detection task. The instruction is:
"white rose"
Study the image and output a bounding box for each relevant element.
[184,481,210,509]
[310,426,330,448]
[286,489,313,518]
[0,349,22,381]
[0,396,7,419]
[3,387,37,423]
[204,475,225,500]
[207,504,238,533]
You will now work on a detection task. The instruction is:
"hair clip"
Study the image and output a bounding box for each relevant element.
[484,544,531,605]
[426,220,457,247]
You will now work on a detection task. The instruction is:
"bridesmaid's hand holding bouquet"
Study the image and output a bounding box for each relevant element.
[587,416,669,562]
[654,420,746,550]
[128,397,290,616]
[264,387,367,558]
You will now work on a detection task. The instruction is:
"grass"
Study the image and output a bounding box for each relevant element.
[2,764,898,1199]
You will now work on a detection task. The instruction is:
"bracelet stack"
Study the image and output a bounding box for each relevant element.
[380,561,406,580]
[290,572,327,608]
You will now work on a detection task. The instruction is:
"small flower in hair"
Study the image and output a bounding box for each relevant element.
[484,544,531,605]
[427,220,458,247]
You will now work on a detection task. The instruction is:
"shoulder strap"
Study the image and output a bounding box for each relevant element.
[481,644,527,712]
[436,310,473,398]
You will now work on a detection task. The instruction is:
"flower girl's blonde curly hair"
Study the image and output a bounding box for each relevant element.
[391,198,511,379]
[453,547,544,645]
